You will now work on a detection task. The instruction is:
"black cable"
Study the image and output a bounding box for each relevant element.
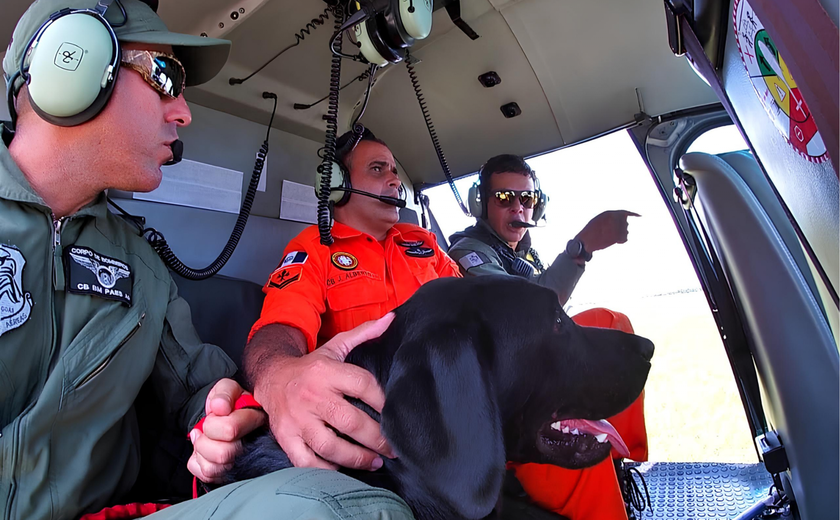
[351,64,378,129]
[293,69,372,110]
[316,4,346,246]
[405,54,470,216]
[623,466,652,516]
[5,71,20,132]
[328,8,368,62]
[142,93,278,280]
[229,8,331,86]
[109,0,128,27]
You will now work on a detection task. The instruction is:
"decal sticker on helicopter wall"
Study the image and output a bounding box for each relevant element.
[733,0,828,162]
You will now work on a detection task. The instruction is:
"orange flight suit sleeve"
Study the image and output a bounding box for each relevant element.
[248,232,326,352]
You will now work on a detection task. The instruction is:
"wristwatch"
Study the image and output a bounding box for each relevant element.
[565,239,592,262]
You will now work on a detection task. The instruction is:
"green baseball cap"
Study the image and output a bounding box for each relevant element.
[4,0,230,90]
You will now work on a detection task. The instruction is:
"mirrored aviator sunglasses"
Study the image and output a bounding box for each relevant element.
[120,50,186,99]
[492,189,538,209]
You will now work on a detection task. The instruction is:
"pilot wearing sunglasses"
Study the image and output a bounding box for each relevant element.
[449,154,646,520]
[1,1,414,520]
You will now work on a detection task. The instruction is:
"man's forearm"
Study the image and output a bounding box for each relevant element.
[534,252,585,305]
[243,323,307,392]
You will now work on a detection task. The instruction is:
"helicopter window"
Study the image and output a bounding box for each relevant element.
[687,125,749,155]
[425,129,756,463]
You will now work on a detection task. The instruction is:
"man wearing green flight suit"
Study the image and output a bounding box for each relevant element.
[0,1,413,519]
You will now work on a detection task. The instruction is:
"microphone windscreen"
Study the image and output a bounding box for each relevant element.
[164,140,184,166]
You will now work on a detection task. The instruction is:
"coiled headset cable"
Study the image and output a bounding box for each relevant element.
[229,7,332,86]
[139,92,279,280]
[405,53,470,216]
[316,3,348,246]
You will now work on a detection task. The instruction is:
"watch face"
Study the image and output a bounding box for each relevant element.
[566,239,582,258]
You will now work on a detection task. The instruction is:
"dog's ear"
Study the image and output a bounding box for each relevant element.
[381,330,505,519]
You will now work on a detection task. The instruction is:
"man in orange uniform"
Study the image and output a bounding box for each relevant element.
[241,128,460,474]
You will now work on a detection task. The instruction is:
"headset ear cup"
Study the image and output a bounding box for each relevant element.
[367,15,403,64]
[334,161,352,206]
[382,2,414,50]
[354,17,389,66]
[468,183,482,219]
[391,0,432,41]
[532,191,548,222]
[316,161,351,206]
[25,11,119,126]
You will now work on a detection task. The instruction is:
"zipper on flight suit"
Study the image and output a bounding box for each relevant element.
[4,214,67,519]
[75,313,146,388]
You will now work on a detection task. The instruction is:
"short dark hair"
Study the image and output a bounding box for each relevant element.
[335,127,389,171]
[478,154,536,188]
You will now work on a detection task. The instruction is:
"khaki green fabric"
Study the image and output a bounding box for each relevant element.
[0,129,237,520]
[148,468,415,520]
[3,0,230,90]
[448,220,584,305]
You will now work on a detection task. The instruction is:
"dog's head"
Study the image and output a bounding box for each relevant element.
[399,276,654,470]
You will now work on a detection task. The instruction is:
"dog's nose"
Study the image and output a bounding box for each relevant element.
[637,337,654,362]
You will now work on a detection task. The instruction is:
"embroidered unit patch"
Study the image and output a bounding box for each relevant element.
[0,244,33,336]
[66,245,133,305]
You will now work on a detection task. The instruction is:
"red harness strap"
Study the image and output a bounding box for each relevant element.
[79,503,171,520]
[191,393,264,499]
[80,394,263,519]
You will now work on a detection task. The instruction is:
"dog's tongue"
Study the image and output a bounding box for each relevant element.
[566,419,630,458]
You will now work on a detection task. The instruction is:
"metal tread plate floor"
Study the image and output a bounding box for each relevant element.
[625,462,773,519]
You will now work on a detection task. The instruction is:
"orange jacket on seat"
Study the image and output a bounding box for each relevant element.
[508,307,648,520]
[249,222,460,351]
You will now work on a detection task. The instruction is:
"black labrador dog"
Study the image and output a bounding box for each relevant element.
[231,275,653,520]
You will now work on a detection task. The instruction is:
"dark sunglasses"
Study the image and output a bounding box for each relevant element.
[492,189,539,209]
[120,50,186,99]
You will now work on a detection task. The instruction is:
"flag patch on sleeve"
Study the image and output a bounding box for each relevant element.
[279,251,308,268]
[458,251,488,269]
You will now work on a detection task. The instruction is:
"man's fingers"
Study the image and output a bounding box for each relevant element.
[188,450,233,484]
[202,409,266,442]
[281,435,339,471]
[300,423,384,471]
[319,313,395,361]
[330,363,386,413]
[620,210,642,217]
[192,431,243,465]
[315,396,394,458]
[205,378,244,416]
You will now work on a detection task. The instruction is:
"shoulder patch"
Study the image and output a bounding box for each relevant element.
[0,244,33,336]
[267,267,302,291]
[279,251,308,270]
[458,251,489,270]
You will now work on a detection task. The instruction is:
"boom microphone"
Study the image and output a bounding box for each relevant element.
[164,140,184,166]
[333,187,407,208]
[510,220,536,228]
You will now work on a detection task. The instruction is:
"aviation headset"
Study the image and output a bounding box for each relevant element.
[352,0,433,66]
[8,0,122,127]
[314,125,406,207]
[468,159,548,221]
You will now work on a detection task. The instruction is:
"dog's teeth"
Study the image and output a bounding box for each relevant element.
[551,421,562,431]
[562,426,570,434]
[571,428,579,435]
[595,433,608,443]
